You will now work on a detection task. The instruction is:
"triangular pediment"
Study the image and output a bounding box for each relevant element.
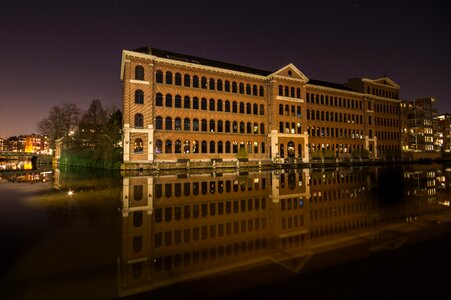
[271,63,309,82]
[370,77,400,89]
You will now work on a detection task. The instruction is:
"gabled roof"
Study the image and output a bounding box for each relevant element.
[133,46,272,77]
[271,63,309,82]
[308,79,355,92]
[362,77,400,89]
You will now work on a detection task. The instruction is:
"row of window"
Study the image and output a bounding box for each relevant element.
[375,117,399,127]
[310,219,370,239]
[376,131,401,141]
[307,126,364,139]
[155,69,265,97]
[154,198,268,223]
[306,109,363,124]
[307,93,362,110]
[154,93,265,115]
[278,104,302,117]
[367,86,399,100]
[310,203,369,222]
[278,85,302,99]
[153,179,267,198]
[137,139,267,155]
[281,215,306,230]
[154,116,265,134]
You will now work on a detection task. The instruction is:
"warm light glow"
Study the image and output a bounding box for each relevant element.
[67,190,74,196]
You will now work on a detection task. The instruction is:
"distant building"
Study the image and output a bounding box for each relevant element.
[0,137,4,151]
[435,113,451,152]
[24,134,50,154]
[120,46,405,165]
[405,97,437,152]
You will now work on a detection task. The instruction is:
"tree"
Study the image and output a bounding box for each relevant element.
[36,103,81,149]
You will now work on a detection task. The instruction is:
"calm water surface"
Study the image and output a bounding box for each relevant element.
[1,164,451,299]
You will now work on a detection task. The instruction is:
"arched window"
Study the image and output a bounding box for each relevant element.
[279,122,284,133]
[285,86,289,97]
[253,103,258,115]
[184,74,190,87]
[210,141,215,153]
[201,119,207,132]
[217,79,223,91]
[175,118,181,131]
[225,121,230,132]
[233,141,238,153]
[253,123,258,134]
[217,120,223,132]
[260,123,265,134]
[246,103,251,114]
[240,122,245,133]
[246,122,252,133]
[165,140,172,153]
[201,76,207,89]
[134,138,143,153]
[246,84,251,94]
[209,98,215,111]
[165,94,172,107]
[217,99,223,111]
[135,66,144,80]
[193,75,199,88]
[155,70,163,83]
[225,100,230,112]
[165,71,172,84]
[296,88,301,98]
[279,104,283,115]
[184,96,190,108]
[135,89,144,104]
[232,101,238,113]
[253,142,258,153]
[209,78,215,90]
[155,116,163,129]
[285,105,289,115]
[201,98,207,110]
[174,95,181,108]
[135,113,143,128]
[193,119,199,131]
[240,102,245,114]
[225,141,231,153]
[175,73,182,86]
[180,118,188,132]
[252,85,258,96]
[259,85,264,97]
[155,139,162,154]
[279,85,283,96]
[192,140,199,153]
[156,93,163,106]
[218,141,223,153]
[201,140,208,153]
[209,119,215,132]
[193,97,199,109]
[165,117,172,130]
[175,140,182,153]
[239,83,244,94]
[261,142,265,154]
[260,104,264,115]
[233,121,238,133]
[232,81,237,93]
[183,140,190,153]
[225,80,230,92]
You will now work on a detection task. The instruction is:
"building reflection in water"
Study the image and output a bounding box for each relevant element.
[118,165,451,297]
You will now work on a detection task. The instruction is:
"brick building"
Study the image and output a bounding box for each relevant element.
[121,46,403,164]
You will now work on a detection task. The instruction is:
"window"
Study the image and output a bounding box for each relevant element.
[201,140,207,153]
[165,140,172,153]
[183,140,190,153]
[259,85,264,97]
[246,122,252,133]
[217,120,223,132]
[240,102,244,114]
[210,141,215,153]
[201,119,207,131]
[260,123,265,134]
[225,100,230,112]
[225,141,231,153]
[155,116,163,129]
[134,138,143,153]
[201,77,207,89]
[193,97,199,109]
[296,88,301,98]
[155,139,162,154]
[261,142,265,153]
[209,99,215,111]
[209,120,215,132]
[184,118,190,131]
[260,104,264,115]
[279,104,283,115]
[175,140,182,153]
[225,80,230,92]
[184,96,190,108]
[209,78,215,90]
[175,73,182,86]
[218,141,223,153]
[193,141,199,153]
[246,103,251,114]
[165,94,172,107]
[240,122,245,133]
[165,71,172,84]
[252,85,258,96]
[217,79,223,91]
[174,95,181,108]
[155,70,163,83]
[184,74,190,87]
[135,113,143,128]
[232,101,237,113]
[239,83,244,94]
[135,90,144,104]
[193,119,199,131]
[246,84,251,94]
[232,81,237,93]
[225,121,230,132]
[193,75,199,88]
[175,118,181,131]
[201,98,207,110]
[217,99,223,111]
[165,117,172,130]
[279,85,283,96]
[156,93,163,106]
[135,66,144,80]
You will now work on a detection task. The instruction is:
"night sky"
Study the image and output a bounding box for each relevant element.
[1,0,450,138]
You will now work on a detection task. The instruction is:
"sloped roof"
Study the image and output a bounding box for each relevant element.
[308,79,355,92]
[133,46,272,76]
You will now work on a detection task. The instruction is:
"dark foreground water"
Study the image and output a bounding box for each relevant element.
[1,164,451,299]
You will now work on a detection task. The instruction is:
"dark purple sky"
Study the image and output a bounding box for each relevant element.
[1,0,450,138]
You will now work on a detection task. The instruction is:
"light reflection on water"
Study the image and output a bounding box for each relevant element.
[1,164,451,299]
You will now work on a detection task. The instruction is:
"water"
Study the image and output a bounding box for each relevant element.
[1,164,451,299]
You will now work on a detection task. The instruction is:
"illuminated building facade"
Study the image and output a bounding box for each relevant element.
[24,134,50,154]
[435,113,451,152]
[121,46,403,164]
[406,97,436,151]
